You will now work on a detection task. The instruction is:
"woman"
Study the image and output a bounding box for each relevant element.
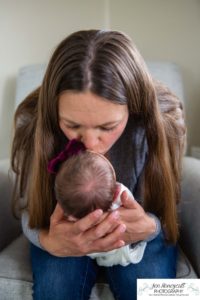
[11,30,186,300]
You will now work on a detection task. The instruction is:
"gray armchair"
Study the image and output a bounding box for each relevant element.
[0,62,199,300]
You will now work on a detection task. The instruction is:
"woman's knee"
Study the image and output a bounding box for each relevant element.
[105,235,177,300]
[30,244,97,300]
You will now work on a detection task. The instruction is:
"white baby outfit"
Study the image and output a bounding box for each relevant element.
[88,184,147,267]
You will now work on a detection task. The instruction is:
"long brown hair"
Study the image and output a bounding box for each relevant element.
[11,30,186,242]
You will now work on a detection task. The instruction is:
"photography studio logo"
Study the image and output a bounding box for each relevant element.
[137,279,200,299]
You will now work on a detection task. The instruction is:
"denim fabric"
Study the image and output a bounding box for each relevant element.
[30,247,98,300]
[30,232,177,300]
[105,232,177,300]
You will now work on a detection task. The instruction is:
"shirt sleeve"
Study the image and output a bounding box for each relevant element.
[21,210,43,249]
[145,213,162,242]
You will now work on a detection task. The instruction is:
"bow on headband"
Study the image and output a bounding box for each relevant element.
[47,139,86,174]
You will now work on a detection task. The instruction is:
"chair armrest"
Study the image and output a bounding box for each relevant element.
[0,159,21,251]
[179,156,200,277]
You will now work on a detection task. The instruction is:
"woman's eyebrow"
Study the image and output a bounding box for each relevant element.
[60,117,121,126]
[60,118,79,125]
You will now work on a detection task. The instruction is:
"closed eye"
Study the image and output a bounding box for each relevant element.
[99,126,116,131]
[65,124,80,129]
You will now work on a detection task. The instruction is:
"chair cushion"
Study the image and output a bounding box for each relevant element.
[179,157,200,277]
[0,159,21,251]
[146,61,184,102]
[15,61,184,109]
[0,235,32,300]
[0,235,115,300]
[176,246,198,278]
[15,64,46,108]
[0,234,197,300]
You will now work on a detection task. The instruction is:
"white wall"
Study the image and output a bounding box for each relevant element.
[110,0,200,155]
[0,0,110,159]
[0,0,200,159]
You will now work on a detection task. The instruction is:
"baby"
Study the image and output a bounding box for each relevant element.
[48,140,147,266]
[54,150,116,220]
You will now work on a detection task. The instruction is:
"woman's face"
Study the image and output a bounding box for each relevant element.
[58,91,129,154]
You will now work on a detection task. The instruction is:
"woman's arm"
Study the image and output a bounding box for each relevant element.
[118,190,160,244]
[22,197,157,257]
[37,203,126,257]
[21,210,43,248]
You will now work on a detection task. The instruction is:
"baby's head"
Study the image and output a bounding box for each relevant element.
[54,151,116,219]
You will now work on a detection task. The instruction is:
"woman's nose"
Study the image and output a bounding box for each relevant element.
[80,130,99,150]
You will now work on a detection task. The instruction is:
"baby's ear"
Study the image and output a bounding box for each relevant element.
[67,215,78,222]
[113,183,121,201]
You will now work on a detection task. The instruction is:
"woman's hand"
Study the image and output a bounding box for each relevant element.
[39,203,126,257]
[118,190,157,244]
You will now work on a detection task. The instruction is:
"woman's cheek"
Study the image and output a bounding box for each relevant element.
[109,124,127,143]
[60,123,77,140]
[102,131,122,152]
[64,130,78,140]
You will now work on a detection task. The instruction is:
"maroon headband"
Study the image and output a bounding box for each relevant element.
[47,139,86,174]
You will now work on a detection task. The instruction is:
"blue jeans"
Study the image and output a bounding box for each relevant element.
[30,232,177,300]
